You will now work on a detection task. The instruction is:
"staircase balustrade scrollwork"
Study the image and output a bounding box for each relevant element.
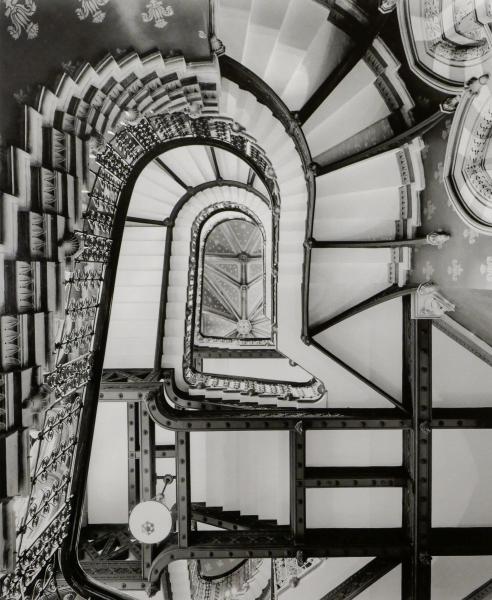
[0,374,6,432]
[1,505,71,599]
[177,200,324,402]
[273,557,324,593]
[188,558,268,600]
[1,108,294,598]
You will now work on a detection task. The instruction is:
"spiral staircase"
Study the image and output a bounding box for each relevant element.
[0,0,426,595]
[119,1,425,596]
[2,0,492,599]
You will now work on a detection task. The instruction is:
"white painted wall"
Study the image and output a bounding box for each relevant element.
[317,298,403,402]
[433,430,492,526]
[433,327,492,406]
[306,487,402,528]
[87,402,129,523]
[280,558,400,600]
[203,358,313,383]
[306,430,402,466]
[432,556,492,598]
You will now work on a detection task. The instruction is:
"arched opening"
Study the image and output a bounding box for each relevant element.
[200,218,271,340]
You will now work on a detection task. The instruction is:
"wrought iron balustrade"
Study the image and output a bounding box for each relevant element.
[188,558,268,600]
[0,109,297,599]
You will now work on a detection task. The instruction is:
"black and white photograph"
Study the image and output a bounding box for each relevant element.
[1,0,492,598]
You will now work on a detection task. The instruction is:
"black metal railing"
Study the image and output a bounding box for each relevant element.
[218,56,315,340]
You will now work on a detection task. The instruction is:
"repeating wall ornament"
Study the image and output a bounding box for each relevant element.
[447,258,464,281]
[463,227,479,244]
[422,260,435,281]
[13,86,32,104]
[479,256,492,282]
[141,0,173,28]
[75,0,109,24]
[423,199,436,221]
[4,0,38,39]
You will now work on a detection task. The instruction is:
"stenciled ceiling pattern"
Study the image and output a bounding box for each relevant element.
[200,219,271,340]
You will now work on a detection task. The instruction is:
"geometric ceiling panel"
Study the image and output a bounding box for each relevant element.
[200,219,271,339]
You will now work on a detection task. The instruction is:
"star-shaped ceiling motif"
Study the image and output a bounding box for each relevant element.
[200,219,271,339]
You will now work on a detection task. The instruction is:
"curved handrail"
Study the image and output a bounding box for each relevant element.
[189,558,267,599]
[196,558,248,581]
[153,178,271,373]
[56,117,284,600]
[147,528,406,594]
[161,367,321,408]
[218,55,316,340]
[147,531,294,595]
[218,56,312,171]
[147,379,410,432]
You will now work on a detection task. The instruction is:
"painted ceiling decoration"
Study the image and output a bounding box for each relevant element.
[200,218,271,340]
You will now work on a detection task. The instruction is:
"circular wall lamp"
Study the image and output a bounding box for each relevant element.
[128,474,176,544]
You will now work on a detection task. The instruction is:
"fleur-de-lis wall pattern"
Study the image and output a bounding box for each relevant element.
[75,0,110,23]
[3,0,178,39]
[141,0,174,28]
[4,0,38,39]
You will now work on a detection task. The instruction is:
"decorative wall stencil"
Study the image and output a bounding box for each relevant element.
[13,85,31,104]
[441,119,452,140]
[447,258,464,281]
[433,161,444,182]
[424,200,436,221]
[480,257,492,282]
[61,59,84,75]
[422,260,435,281]
[463,227,479,244]
[75,0,109,23]
[141,0,173,28]
[4,0,38,40]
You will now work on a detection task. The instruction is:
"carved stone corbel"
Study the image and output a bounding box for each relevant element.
[439,95,461,114]
[426,232,450,247]
[411,282,455,319]
[210,35,225,56]
[465,74,490,95]
[378,0,399,14]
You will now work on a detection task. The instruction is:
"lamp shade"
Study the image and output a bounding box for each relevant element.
[128,500,173,544]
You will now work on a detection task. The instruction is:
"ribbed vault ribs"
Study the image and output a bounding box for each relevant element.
[200,219,271,340]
